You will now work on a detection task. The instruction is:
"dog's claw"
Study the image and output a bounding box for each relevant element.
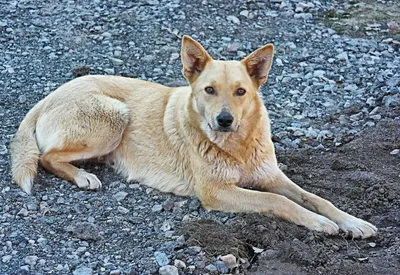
[74,169,102,190]
[315,215,340,235]
[338,215,377,239]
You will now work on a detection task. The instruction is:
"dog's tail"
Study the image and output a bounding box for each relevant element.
[10,99,45,194]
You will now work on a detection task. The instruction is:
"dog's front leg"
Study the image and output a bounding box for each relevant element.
[195,183,339,235]
[258,170,377,239]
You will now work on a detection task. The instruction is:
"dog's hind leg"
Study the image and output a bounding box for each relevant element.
[36,94,130,190]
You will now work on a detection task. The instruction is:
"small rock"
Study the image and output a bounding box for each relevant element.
[350,112,363,121]
[313,70,325,78]
[174,259,186,269]
[369,114,381,121]
[239,10,249,18]
[113,191,128,201]
[110,270,121,275]
[219,254,237,269]
[294,13,312,20]
[151,204,163,212]
[368,242,377,248]
[72,66,90,77]
[390,149,399,155]
[159,265,178,275]
[17,208,29,216]
[227,15,240,25]
[24,256,38,266]
[109,57,124,66]
[336,52,349,62]
[214,260,229,273]
[170,53,180,60]
[73,266,93,275]
[18,95,27,104]
[0,145,7,155]
[65,222,101,240]
[104,68,115,74]
[154,252,169,266]
[275,58,283,66]
[205,264,217,272]
[2,255,12,263]
[383,94,400,108]
[187,246,202,255]
[118,206,129,214]
[160,220,173,231]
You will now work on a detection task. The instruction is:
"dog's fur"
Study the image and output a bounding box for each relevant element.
[11,36,377,238]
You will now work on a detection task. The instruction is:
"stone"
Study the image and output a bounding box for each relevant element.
[113,191,128,201]
[205,264,217,272]
[219,254,237,269]
[227,15,240,25]
[151,204,163,212]
[174,259,186,269]
[73,266,93,275]
[159,265,179,275]
[154,252,169,266]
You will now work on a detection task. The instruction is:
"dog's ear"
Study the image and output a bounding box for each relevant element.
[241,44,274,87]
[181,35,212,83]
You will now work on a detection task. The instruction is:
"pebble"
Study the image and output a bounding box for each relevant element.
[159,265,179,275]
[219,254,237,269]
[2,255,12,263]
[174,259,186,269]
[227,15,240,25]
[205,264,218,272]
[65,222,101,240]
[113,191,128,201]
[390,149,399,155]
[17,208,29,216]
[154,251,169,266]
[118,206,129,214]
[336,52,349,62]
[24,255,38,266]
[151,204,163,212]
[18,95,27,103]
[73,266,93,275]
[214,260,229,273]
[187,246,202,255]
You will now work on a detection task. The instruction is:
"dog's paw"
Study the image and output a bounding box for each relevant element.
[338,215,377,239]
[74,169,102,190]
[308,215,339,235]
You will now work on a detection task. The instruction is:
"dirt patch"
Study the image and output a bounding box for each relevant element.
[324,0,400,40]
[181,119,400,274]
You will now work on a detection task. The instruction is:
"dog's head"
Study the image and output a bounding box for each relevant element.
[181,36,274,137]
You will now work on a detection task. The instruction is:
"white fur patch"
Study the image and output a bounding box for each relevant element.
[20,176,33,194]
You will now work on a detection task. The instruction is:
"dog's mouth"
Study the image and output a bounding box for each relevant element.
[208,123,236,133]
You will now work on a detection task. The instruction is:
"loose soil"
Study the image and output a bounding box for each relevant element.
[182,119,400,274]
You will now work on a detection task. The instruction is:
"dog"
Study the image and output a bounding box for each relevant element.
[10,36,377,239]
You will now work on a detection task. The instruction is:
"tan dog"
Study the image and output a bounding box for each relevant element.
[11,36,377,238]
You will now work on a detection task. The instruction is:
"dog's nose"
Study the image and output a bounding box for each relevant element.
[217,112,234,127]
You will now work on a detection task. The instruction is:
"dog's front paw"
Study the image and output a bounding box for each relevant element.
[308,215,339,235]
[74,169,103,190]
[338,215,377,239]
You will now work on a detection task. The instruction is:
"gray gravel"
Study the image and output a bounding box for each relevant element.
[0,0,399,274]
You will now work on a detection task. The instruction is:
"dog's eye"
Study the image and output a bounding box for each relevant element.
[205,86,215,95]
[236,88,246,96]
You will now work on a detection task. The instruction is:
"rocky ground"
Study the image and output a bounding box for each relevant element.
[0,0,399,274]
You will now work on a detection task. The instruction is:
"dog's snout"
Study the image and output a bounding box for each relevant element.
[217,112,234,127]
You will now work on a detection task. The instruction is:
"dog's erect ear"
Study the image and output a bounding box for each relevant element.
[241,44,274,87]
[181,35,212,83]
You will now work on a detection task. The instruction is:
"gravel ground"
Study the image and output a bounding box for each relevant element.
[0,0,399,274]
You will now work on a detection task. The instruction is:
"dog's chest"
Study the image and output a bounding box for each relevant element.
[237,161,278,185]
